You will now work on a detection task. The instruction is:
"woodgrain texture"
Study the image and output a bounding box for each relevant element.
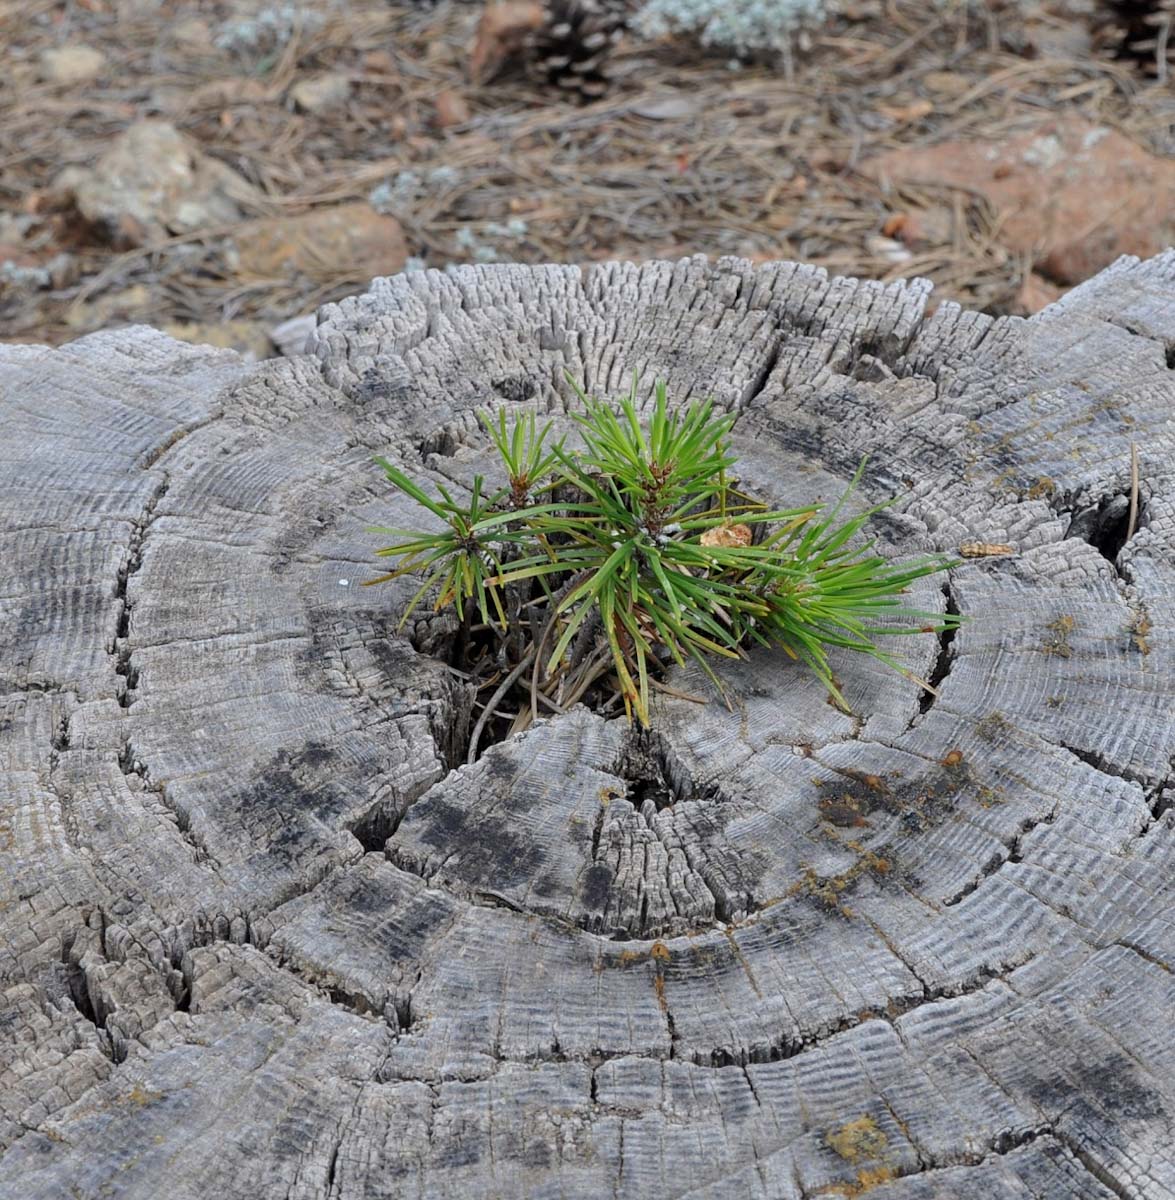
[2,252,1174,1199]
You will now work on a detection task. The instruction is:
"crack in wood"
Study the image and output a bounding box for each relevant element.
[912,577,958,725]
[942,804,1061,907]
[1051,1132,1142,1200]
[118,739,220,870]
[111,474,170,709]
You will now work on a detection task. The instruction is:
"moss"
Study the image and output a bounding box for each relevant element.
[976,784,1007,808]
[976,711,1014,743]
[1041,614,1076,657]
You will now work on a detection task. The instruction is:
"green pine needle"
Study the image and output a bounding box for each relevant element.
[368,374,960,729]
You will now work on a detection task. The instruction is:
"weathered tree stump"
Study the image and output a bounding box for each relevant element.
[2,253,1174,1199]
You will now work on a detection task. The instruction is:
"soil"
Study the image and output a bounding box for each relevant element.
[1,0,1173,351]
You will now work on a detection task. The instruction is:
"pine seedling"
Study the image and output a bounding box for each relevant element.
[368,375,959,751]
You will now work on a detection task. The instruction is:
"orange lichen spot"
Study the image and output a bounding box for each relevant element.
[649,940,671,962]
[941,749,964,768]
[653,973,668,1013]
[614,949,645,966]
[958,541,1015,558]
[700,522,752,548]
[826,1115,888,1164]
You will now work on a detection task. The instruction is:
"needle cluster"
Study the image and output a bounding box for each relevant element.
[368,376,957,752]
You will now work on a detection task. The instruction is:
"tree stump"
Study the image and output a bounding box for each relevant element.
[2,253,1174,1199]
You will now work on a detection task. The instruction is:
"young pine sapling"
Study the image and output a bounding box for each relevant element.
[367,376,958,759]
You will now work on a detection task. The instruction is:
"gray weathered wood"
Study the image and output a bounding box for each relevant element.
[2,252,1174,1199]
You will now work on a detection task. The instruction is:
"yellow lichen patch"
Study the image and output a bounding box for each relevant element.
[124,1084,164,1107]
[1130,611,1152,656]
[1041,615,1076,657]
[1025,476,1055,500]
[788,866,853,915]
[649,940,670,961]
[852,1165,898,1193]
[787,847,892,917]
[826,1115,888,1164]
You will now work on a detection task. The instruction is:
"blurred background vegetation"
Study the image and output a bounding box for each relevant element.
[1,0,1172,354]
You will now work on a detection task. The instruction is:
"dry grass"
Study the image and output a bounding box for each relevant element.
[1,0,1173,347]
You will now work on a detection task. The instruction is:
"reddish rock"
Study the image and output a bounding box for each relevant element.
[435,89,471,128]
[233,204,407,280]
[290,73,351,114]
[1015,272,1065,316]
[864,116,1175,285]
[881,206,953,248]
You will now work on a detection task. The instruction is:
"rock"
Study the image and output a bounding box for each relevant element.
[170,16,213,47]
[434,88,471,128]
[876,97,934,124]
[469,0,546,83]
[269,313,318,357]
[57,121,262,245]
[881,206,953,248]
[1014,271,1065,316]
[920,69,970,96]
[161,320,275,361]
[362,49,397,75]
[39,44,106,85]
[631,95,699,120]
[864,234,912,265]
[864,116,1175,285]
[290,73,351,114]
[0,247,76,292]
[233,204,407,279]
[64,284,153,329]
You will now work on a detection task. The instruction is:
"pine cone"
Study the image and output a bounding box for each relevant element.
[528,0,631,99]
[470,0,631,98]
[1094,0,1175,76]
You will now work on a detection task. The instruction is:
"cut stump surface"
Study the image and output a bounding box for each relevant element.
[2,254,1175,1199]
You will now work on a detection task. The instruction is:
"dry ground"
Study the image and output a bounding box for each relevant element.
[1,0,1173,350]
